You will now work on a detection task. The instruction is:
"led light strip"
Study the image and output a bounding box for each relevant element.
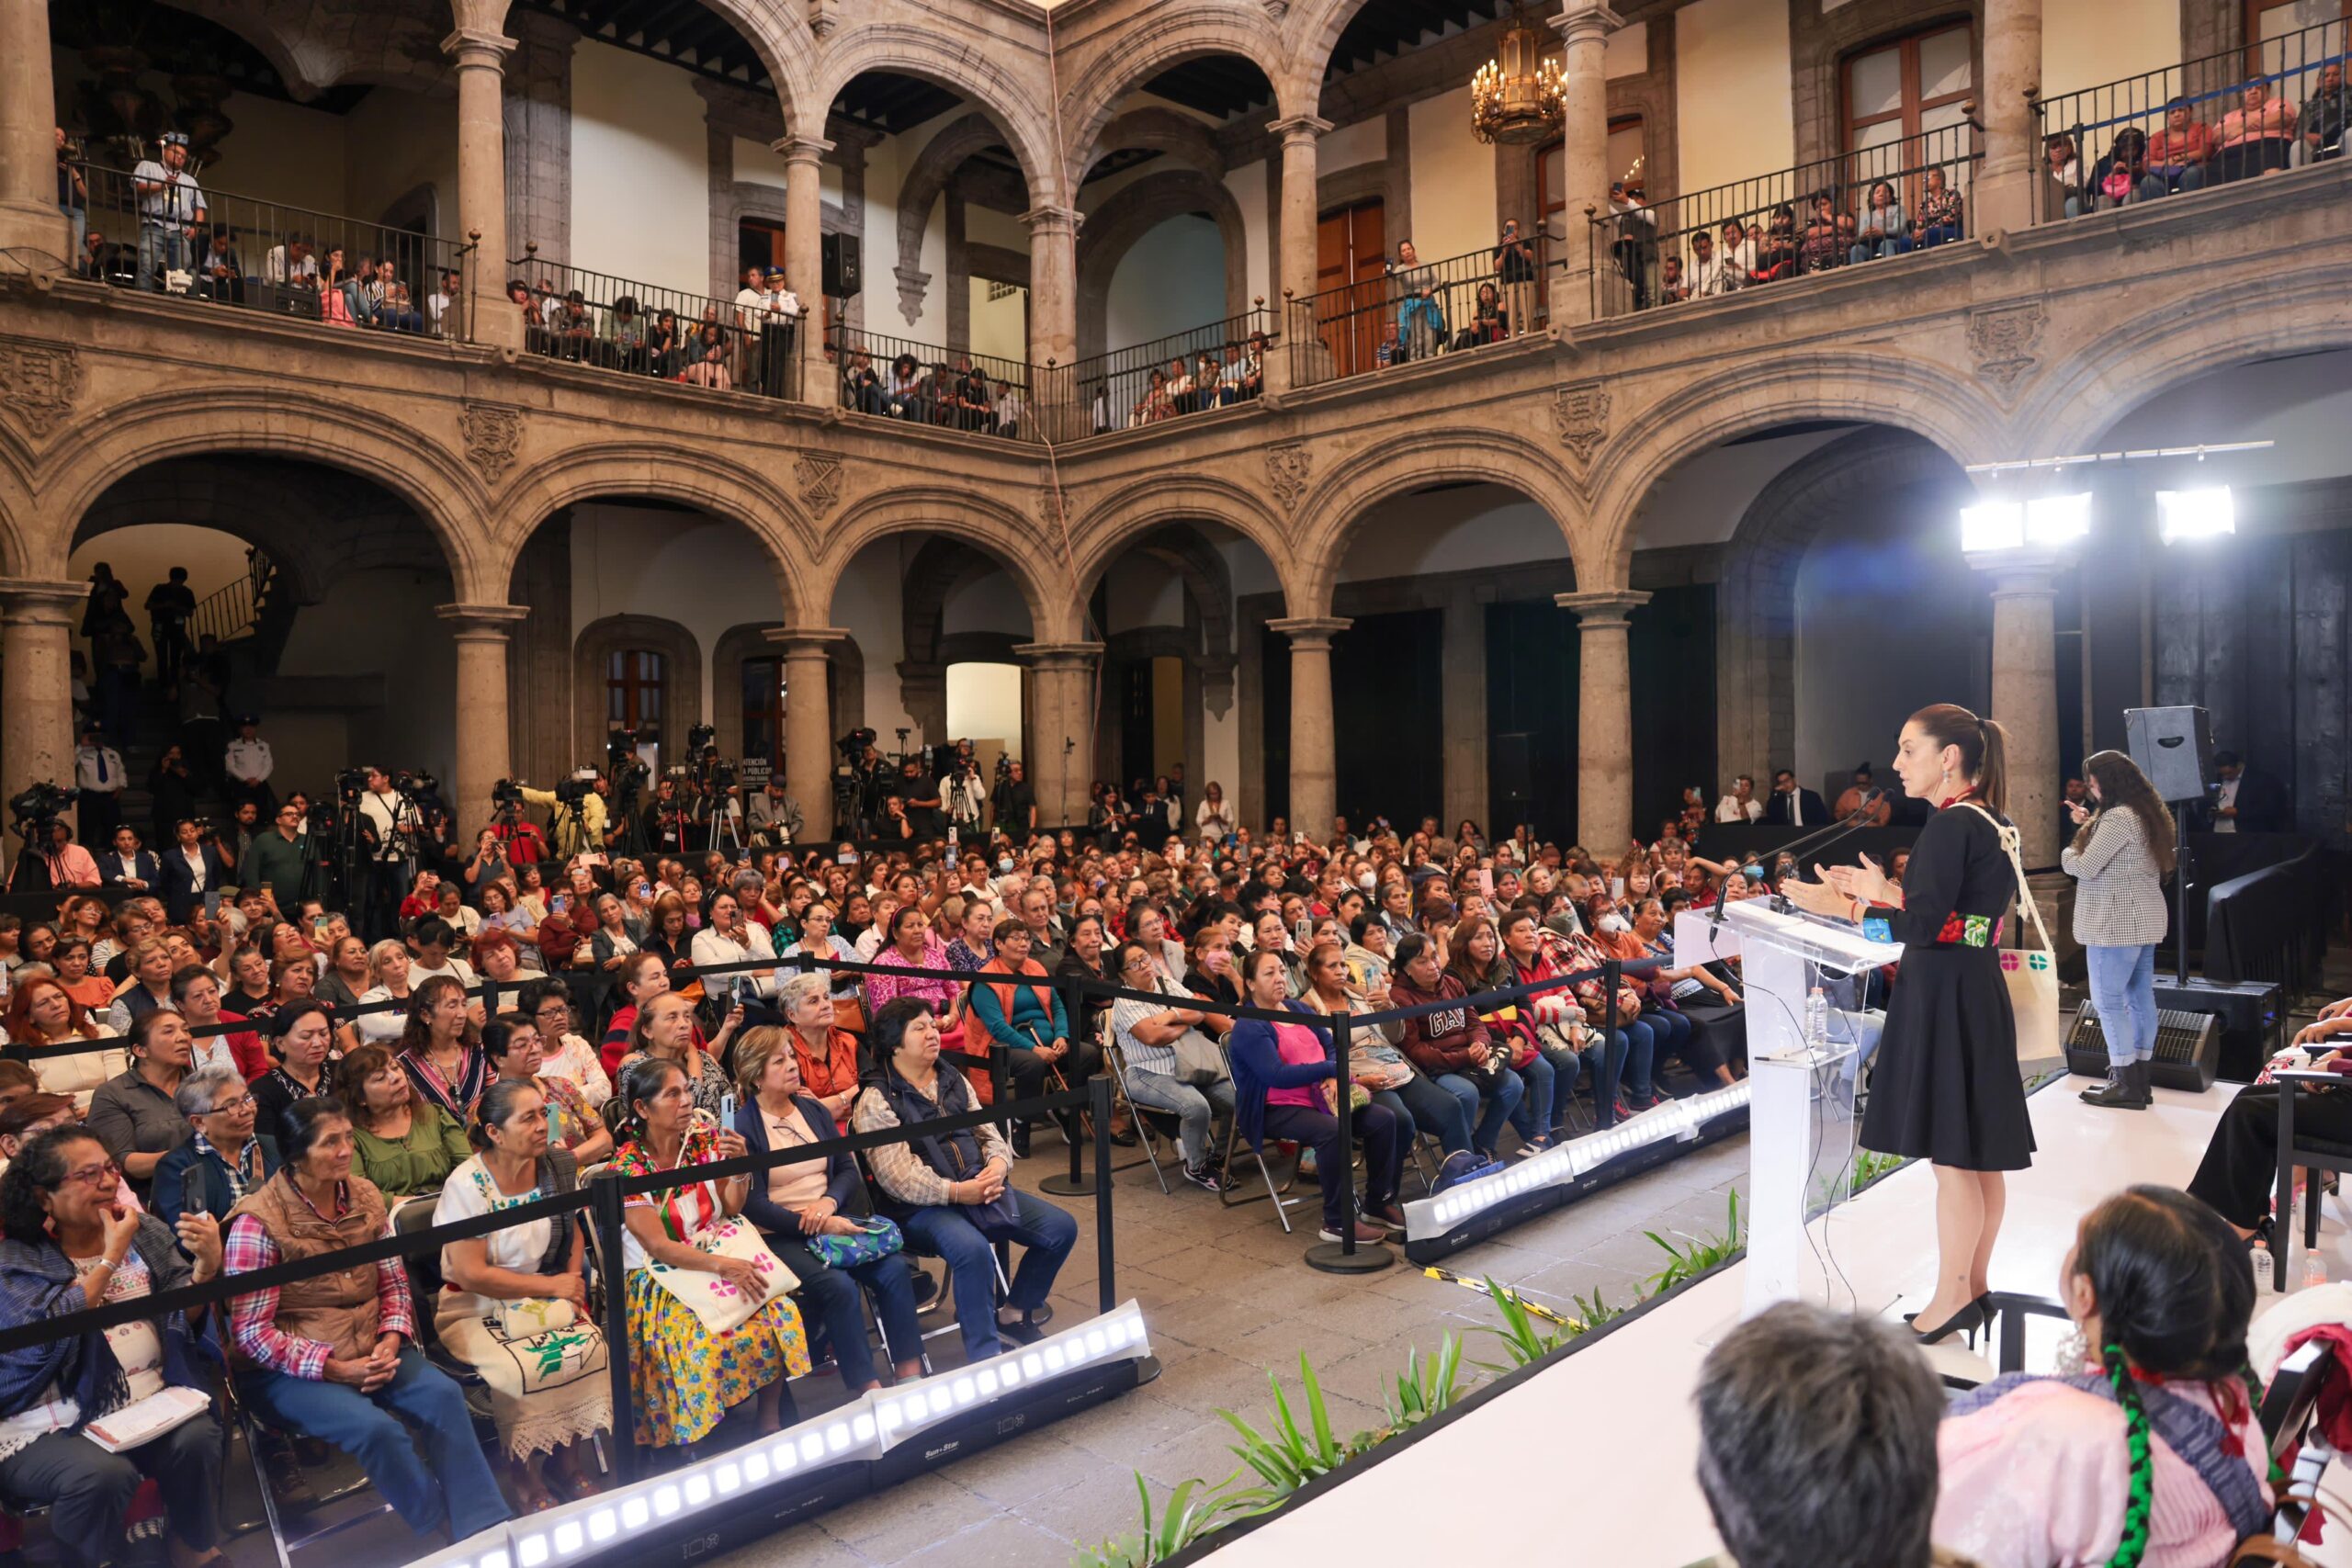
[408,1302,1153,1568]
[1404,1080,1754,1242]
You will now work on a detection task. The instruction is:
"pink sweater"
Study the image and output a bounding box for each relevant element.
[1934,1380,2267,1568]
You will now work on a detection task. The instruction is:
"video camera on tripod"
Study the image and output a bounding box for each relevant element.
[6,782,79,893]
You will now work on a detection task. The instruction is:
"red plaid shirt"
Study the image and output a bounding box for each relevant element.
[224,1179,413,1379]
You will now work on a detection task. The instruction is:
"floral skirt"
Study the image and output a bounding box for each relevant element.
[624,1269,810,1448]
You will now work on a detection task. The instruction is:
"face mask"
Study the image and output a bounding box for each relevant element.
[1599,912,1631,935]
[1356,870,1376,890]
[998,857,1014,874]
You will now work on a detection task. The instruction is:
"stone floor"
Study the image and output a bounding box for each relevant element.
[712,1126,1754,1568]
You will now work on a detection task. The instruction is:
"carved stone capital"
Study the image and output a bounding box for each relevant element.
[772,135,836,168]
[439,26,515,66]
[892,263,932,329]
[436,603,531,639]
[1266,616,1352,650]
[1555,590,1650,628]
[1267,115,1334,146]
[1552,3,1624,49]
[766,626,853,657]
[0,337,84,442]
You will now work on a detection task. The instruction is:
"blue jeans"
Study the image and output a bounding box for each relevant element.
[1643,1008,1708,1085]
[767,1233,924,1388]
[899,1190,1078,1361]
[1375,1071,1473,1155]
[1507,1052,1556,1144]
[2086,942,2159,1066]
[137,224,191,290]
[1433,1068,1521,1156]
[1918,222,1962,247]
[1124,1066,1236,1167]
[1583,1021,1658,1116]
[1849,235,1912,264]
[240,1347,509,1540]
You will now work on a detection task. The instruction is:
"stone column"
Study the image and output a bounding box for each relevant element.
[1268,115,1330,388]
[1268,617,1351,837]
[0,581,87,837]
[1014,642,1102,829]
[1556,590,1648,852]
[1975,552,2064,867]
[1549,2,1622,327]
[437,604,529,830]
[776,134,832,406]
[772,627,848,842]
[443,11,520,350]
[0,0,70,261]
[1023,204,1080,438]
[1978,0,2043,231]
[894,660,947,746]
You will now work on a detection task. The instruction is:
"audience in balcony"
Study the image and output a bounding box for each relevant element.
[2044,132,2086,217]
[1391,239,1449,358]
[1849,181,1912,264]
[130,133,205,293]
[2218,78,2300,180]
[2302,61,2348,160]
[1916,166,1966,244]
[2147,99,2217,195]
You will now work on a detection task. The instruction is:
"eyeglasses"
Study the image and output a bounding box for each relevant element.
[61,1160,121,1190]
[208,1094,254,1115]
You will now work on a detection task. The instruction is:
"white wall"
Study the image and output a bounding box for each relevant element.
[939,570,1034,637]
[2044,0,2181,97]
[1320,116,1388,176]
[945,664,1023,760]
[1103,215,1227,349]
[1223,160,1271,312]
[1677,0,1796,197]
[343,88,459,237]
[867,104,976,348]
[1406,86,1498,263]
[829,546,915,746]
[570,41,709,296]
[569,505,791,717]
[969,278,1029,361]
[1336,484,1569,581]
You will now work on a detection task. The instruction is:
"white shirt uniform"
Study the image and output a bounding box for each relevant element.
[1715,795,1762,823]
[2214,776,2240,833]
[130,162,203,227]
[225,738,274,785]
[74,747,124,795]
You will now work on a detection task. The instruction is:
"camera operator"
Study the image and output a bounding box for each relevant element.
[940,744,988,838]
[32,819,101,890]
[643,775,688,857]
[521,769,608,859]
[993,758,1036,837]
[746,775,803,849]
[462,824,514,908]
[356,765,420,941]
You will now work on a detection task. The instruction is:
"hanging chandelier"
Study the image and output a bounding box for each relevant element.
[1470,3,1567,145]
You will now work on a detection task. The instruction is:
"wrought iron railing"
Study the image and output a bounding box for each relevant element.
[71,162,464,337]
[1583,122,1980,321]
[187,550,274,647]
[823,324,1042,443]
[2033,15,2347,225]
[1284,243,1553,390]
[1055,304,1276,435]
[504,254,800,400]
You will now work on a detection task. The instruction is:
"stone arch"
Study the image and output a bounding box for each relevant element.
[28,389,484,592]
[1058,6,1287,180]
[890,113,1012,328]
[573,614,703,766]
[496,445,819,626]
[1067,472,1296,622]
[814,486,1070,643]
[1586,351,2007,581]
[1090,108,1227,182]
[1077,170,1251,358]
[1713,426,1973,791]
[2013,267,2352,458]
[1281,0,1388,118]
[710,621,865,768]
[1294,430,1586,613]
[811,34,1061,209]
[897,538,1011,737]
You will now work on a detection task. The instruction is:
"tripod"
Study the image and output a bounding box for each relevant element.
[4,825,54,896]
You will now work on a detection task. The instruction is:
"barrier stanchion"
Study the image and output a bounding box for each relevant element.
[1305,1008,1389,1274]
[591,1167,640,1485]
[1040,979,1095,1197]
[1599,957,1622,1125]
[1091,1076,1117,1314]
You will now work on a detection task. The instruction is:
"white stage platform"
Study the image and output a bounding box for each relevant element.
[1212,1075,2301,1568]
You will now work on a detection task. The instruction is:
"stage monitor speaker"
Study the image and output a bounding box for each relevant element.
[2125,705,2215,804]
[2064,1001,2222,1092]
[2157,976,2280,1082]
[822,232,861,299]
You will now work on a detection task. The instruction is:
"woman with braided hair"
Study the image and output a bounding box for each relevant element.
[1933,1186,2272,1568]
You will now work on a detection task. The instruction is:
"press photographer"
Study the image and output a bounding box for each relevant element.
[521,768,609,859]
[6,784,95,892]
[746,775,805,849]
[355,765,424,941]
[940,741,989,837]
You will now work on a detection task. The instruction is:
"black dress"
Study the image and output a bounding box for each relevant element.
[1857,798,2036,1172]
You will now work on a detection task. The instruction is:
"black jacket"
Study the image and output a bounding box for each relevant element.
[733,1094,867,1239]
[1763,788,1832,829]
[159,842,231,924]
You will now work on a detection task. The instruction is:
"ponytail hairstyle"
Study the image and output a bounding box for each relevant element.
[2067,1185,2256,1568]
[2076,750,2177,877]
[1906,703,2008,813]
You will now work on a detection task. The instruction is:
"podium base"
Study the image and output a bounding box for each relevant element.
[1304,1240,1393,1274]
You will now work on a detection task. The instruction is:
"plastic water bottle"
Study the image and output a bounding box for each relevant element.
[1805,987,1829,1052]
[2305,1252,2328,1292]
[2251,1237,2271,1287]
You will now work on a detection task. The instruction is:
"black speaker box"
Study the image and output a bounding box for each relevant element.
[2125,705,2215,804]
[2155,976,2282,1082]
[2064,1000,2222,1091]
[822,232,861,299]
[251,282,321,321]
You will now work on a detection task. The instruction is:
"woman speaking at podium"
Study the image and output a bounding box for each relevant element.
[1783,703,2035,1348]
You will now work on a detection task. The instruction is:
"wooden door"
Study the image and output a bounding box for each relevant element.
[1315,199,1385,378]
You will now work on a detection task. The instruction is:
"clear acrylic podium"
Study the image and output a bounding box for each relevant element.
[1714,900,1904,1317]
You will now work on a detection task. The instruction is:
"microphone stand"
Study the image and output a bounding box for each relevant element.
[1764,792,1890,918]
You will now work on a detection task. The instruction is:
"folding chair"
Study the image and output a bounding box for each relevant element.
[1100,1037,1191,1196]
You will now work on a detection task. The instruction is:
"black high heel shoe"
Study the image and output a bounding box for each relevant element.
[1911,1300,1985,1348]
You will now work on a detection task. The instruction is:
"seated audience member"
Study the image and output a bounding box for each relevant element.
[1797,189,1850,273]
[0,1094,79,1179]
[2187,1002,2352,1238]
[105,939,176,1036]
[2043,131,2087,217]
[52,940,114,1020]
[2146,98,2215,195]
[432,1078,611,1510]
[1750,205,1799,281]
[1935,1186,2268,1568]
[610,1055,810,1449]
[395,974,488,1127]
[2090,127,2153,210]
[7,976,125,1111]
[250,1001,334,1144]
[597,953,673,1077]
[620,991,737,1120]
[313,935,370,1010]
[226,1097,510,1542]
[1298,939,1470,1156]
[1387,932,1523,1160]
[1449,916,1560,1151]
[87,1010,197,1195]
[152,1066,278,1227]
[483,1014,611,1164]
[169,964,265,1082]
[853,998,1076,1359]
[1915,166,1966,246]
[342,939,416,1051]
[1056,914,1116,1054]
[730,1028,923,1392]
[773,972,861,1123]
[1690,1301,1952,1568]
[2301,60,2348,162]
[1107,941,1238,1190]
[1589,907,1713,1093]
[0,1126,229,1568]
[514,981,607,1105]
[2216,78,2299,182]
[337,1044,469,1201]
[1228,949,1406,1239]
[1849,180,1911,264]
[973,917,1102,1152]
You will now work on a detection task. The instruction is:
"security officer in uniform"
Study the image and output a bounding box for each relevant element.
[74,722,126,843]
[223,715,277,818]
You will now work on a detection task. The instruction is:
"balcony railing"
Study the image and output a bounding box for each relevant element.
[1584,123,1980,321]
[506,255,800,401]
[2033,15,2347,225]
[70,161,464,338]
[1284,243,1554,391]
[1053,305,1275,435]
[824,325,1042,444]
